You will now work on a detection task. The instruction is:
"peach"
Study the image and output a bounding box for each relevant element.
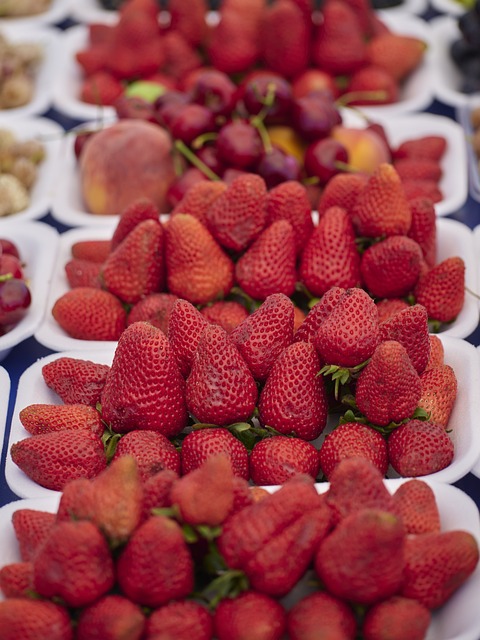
[79,119,176,216]
[330,125,391,174]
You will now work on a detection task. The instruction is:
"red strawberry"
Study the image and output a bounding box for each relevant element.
[71,239,111,263]
[171,180,227,227]
[375,298,410,323]
[287,591,357,640]
[407,196,437,268]
[127,292,179,333]
[201,300,249,334]
[417,364,457,428]
[379,304,430,375]
[414,256,465,324]
[80,71,124,106]
[41,356,110,407]
[235,219,297,300]
[111,198,160,251]
[314,287,380,368]
[145,600,213,640]
[101,321,188,436]
[266,180,314,254]
[186,324,258,426]
[162,31,202,80]
[394,135,447,161]
[76,45,109,77]
[207,9,260,74]
[141,468,178,522]
[230,293,295,382]
[56,477,95,524]
[362,596,431,640]
[168,0,208,46]
[344,65,399,106]
[360,235,423,299]
[114,9,159,48]
[317,172,368,218]
[165,213,234,305]
[351,163,411,238]
[392,478,441,534]
[0,599,73,640]
[294,286,345,344]
[258,341,328,440]
[401,530,479,609]
[76,595,145,640]
[260,0,311,77]
[65,258,102,289]
[205,173,267,253]
[88,22,115,45]
[366,33,426,82]
[52,287,127,341]
[315,508,405,605]
[387,419,454,477]
[33,520,115,607]
[299,206,361,297]
[319,422,389,479]
[249,435,320,486]
[167,298,210,378]
[11,509,55,561]
[355,340,421,427]
[425,334,444,370]
[402,178,443,203]
[394,157,443,183]
[116,515,194,608]
[0,562,33,598]
[19,403,104,436]
[214,591,286,640]
[10,431,107,491]
[180,427,249,479]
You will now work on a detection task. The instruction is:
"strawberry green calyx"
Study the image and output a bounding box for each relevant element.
[319,360,369,401]
[339,405,431,436]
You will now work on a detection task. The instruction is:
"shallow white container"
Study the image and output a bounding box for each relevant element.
[0,0,72,28]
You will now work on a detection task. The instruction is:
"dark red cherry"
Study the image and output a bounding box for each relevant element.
[304,138,348,185]
[216,120,263,170]
[256,147,301,188]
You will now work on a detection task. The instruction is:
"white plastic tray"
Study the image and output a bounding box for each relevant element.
[472,345,480,480]
[0,221,59,361]
[0,25,61,121]
[0,364,10,443]
[456,99,480,204]
[0,0,72,28]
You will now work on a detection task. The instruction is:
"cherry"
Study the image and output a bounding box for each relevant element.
[153,90,191,128]
[291,92,342,141]
[0,253,24,279]
[113,95,156,122]
[0,278,31,328]
[216,120,263,170]
[166,167,208,209]
[169,104,216,145]
[195,144,225,177]
[240,72,293,124]
[189,69,237,117]
[0,239,19,259]
[256,146,301,188]
[304,138,349,185]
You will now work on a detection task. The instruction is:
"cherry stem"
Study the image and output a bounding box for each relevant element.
[174,139,221,181]
[336,90,389,107]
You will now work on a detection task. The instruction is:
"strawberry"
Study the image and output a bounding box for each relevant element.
[344,65,399,106]
[230,293,295,382]
[392,478,441,534]
[11,508,55,561]
[375,298,410,323]
[111,430,181,482]
[10,431,107,491]
[0,562,33,598]
[205,173,267,253]
[293,304,307,332]
[162,31,203,80]
[33,520,115,607]
[111,198,160,251]
[315,508,405,605]
[425,334,444,370]
[379,304,431,375]
[76,45,109,77]
[65,258,102,289]
[101,218,165,304]
[41,356,110,407]
[80,71,124,106]
[186,324,258,426]
[19,403,104,436]
[56,478,95,523]
[171,180,227,227]
[394,135,447,161]
[165,213,235,305]
[0,599,73,640]
[201,300,249,334]
[314,287,380,368]
[387,419,454,477]
[101,321,188,436]
[319,422,389,479]
[71,239,111,263]
[394,157,443,183]
[180,427,250,479]
[169,0,208,46]
[127,292,179,333]
[325,456,396,524]
[312,0,367,76]
[417,364,457,428]
[266,180,314,254]
[402,178,443,203]
[114,9,159,48]
[52,287,127,341]
[294,286,345,344]
[167,298,210,378]
[218,476,332,596]
[258,341,328,440]
[235,220,297,299]
[317,172,368,218]
[360,235,423,299]
[299,206,361,297]
[407,196,437,268]
[207,9,260,74]
[401,530,479,609]
[214,591,286,640]
[116,515,194,607]
[362,596,431,640]
[366,33,426,82]
[287,591,357,640]
[76,595,145,640]
[249,435,320,485]
[145,600,213,640]
[260,0,310,77]
[88,22,115,46]
[170,454,235,525]
[351,163,411,238]
[141,468,178,521]
[414,256,465,324]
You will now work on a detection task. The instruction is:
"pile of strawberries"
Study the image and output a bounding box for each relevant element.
[76,0,427,108]
[1,455,478,640]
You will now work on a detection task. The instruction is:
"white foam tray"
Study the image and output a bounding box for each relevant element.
[0,0,71,28]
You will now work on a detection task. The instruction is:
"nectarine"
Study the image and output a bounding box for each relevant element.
[330,125,390,174]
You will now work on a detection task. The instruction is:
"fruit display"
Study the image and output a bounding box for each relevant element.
[449,0,480,93]
[0,455,479,640]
